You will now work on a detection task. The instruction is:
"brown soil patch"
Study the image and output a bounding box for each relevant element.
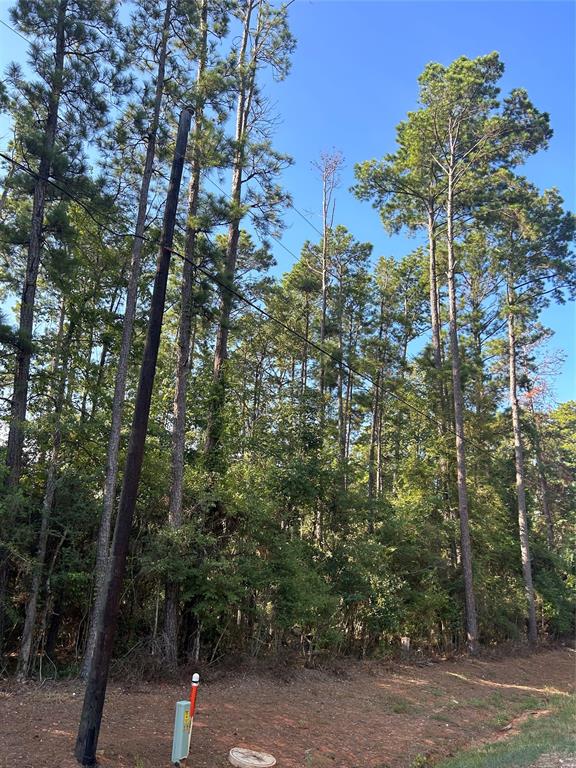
[0,647,574,768]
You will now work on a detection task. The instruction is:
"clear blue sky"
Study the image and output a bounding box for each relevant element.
[0,0,574,401]
[268,0,575,403]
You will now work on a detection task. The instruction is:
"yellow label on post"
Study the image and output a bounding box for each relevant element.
[184,710,191,730]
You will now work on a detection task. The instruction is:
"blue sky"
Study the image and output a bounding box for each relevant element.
[268,0,575,403]
[0,0,574,401]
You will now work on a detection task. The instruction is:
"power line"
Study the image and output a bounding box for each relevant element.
[0,148,501,460]
[255,172,324,239]
[2,12,569,306]
[201,171,306,266]
[0,12,330,249]
[0,17,518,458]
[0,17,28,44]
[11,143,564,459]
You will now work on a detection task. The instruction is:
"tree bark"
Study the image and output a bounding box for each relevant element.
[75,108,191,767]
[507,285,538,645]
[17,300,73,678]
[314,152,342,420]
[368,301,384,502]
[204,0,258,468]
[427,212,443,383]
[445,165,479,654]
[5,0,67,487]
[300,296,310,397]
[81,0,172,678]
[527,399,554,550]
[164,0,208,667]
[427,211,454,521]
[319,181,330,407]
[337,332,346,465]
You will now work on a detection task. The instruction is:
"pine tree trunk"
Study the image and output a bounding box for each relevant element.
[79,318,96,423]
[0,560,8,656]
[45,594,63,660]
[319,194,329,409]
[445,167,479,654]
[204,175,242,469]
[75,108,191,767]
[300,298,310,397]
[205,0,257,468]
[376,403,384,496]
[81,0,172,678]
[88,287,123,422]
[345,370,353,462]
[428,212,443,383]
[5,0,67,487]
[368,372,380,501]
[17,302,73,678]
[368,301,384,502]
[507,286,538,645]
[427,211,453,521]
[528,401,554,550]
[32,529,66,676]
[337,332,346,465]
[164,0,208,666]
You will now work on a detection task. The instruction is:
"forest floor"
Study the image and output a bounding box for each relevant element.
[0,646,574,768]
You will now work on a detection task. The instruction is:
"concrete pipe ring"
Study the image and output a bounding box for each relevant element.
[228,747,277,767]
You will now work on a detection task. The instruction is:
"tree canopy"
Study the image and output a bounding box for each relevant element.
[0,4,574,686]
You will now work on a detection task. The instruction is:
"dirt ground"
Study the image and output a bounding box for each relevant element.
[1,647,574,768]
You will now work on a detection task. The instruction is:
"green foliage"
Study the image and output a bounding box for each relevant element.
[0,30,573,673]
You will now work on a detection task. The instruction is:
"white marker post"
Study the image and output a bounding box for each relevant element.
[171,673,200,766]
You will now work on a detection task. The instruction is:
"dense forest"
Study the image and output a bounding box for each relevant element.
[0,0,574,686]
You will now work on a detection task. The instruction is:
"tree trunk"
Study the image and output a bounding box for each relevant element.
[5,0,67,487]
[427,212,443,383]
[368,372,380,501]
[300,297,310,397]
[88,286,123,422]
[368,301,384,502]
[427,211,453,522]
[507,285,538,645]
[319,189,329,408]
[527,400,554,550]
[32,529,67,677]
[445,167,479,654]
[337,335,346,465]
[75,108,191,767]
[0,559,9,656]
[17,301,73,678]
[81,0,172,678]
[345,371,353,463]
[45,594,63,660]
[204,0,257,468]
[164,0,208,667]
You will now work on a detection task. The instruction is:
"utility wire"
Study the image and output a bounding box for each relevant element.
[2,12,564,303]
[255,172,324,239]
[0,16,542,458]
[0,13,327,258]
[0,184,553,469]
[0,17,28,44]
[0,147,502,460]
[0,9,341,262]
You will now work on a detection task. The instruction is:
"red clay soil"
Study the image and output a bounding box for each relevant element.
[0,647,574,768]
